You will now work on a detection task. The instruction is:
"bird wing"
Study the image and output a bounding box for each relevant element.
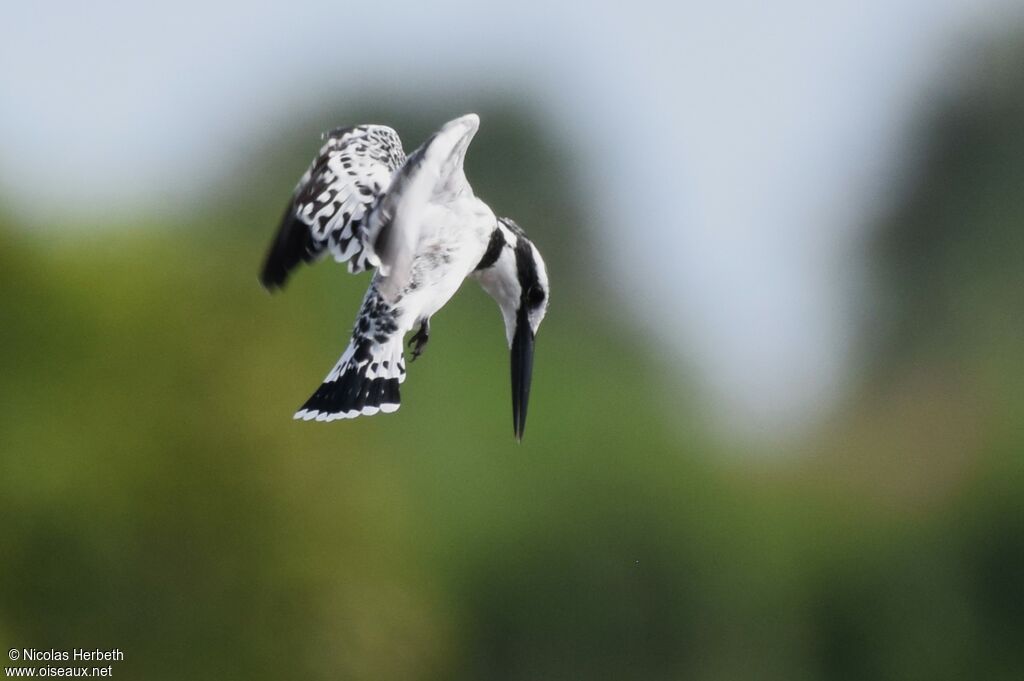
[260,125,407,290]
[366,114,481,300]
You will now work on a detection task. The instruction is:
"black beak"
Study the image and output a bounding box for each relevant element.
[510,308,535,442]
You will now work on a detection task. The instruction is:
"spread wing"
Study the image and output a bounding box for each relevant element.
[366,114,480,300]
[259,125,406,290]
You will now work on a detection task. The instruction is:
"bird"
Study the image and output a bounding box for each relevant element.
[259,114,550,441]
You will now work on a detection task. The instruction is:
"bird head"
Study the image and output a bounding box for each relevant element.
[474,218,550,441]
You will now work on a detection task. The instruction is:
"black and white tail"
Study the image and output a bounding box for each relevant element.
[294,338,406,421]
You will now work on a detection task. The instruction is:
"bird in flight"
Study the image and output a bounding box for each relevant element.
[260,114,550,441]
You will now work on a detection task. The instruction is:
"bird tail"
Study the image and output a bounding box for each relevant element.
[293,337,406,421]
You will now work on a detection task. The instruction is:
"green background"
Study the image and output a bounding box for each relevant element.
[2,43,1023,681]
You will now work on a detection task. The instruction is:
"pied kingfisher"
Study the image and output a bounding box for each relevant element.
[260,114,550,441]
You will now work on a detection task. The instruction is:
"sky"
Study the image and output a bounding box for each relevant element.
[1,0,1019,440]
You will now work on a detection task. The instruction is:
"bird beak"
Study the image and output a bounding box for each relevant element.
[510,308,535,442]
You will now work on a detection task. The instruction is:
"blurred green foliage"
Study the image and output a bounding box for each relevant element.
[1,72,1023,680]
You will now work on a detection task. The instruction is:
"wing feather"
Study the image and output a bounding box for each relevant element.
[367,114,480,299]
[260,125,406,290]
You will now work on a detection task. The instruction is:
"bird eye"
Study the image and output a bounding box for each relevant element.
[527,285,546,306]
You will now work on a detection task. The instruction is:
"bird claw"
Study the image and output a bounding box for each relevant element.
[408,320,429,361]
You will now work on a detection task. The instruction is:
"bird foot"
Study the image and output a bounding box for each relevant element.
[408,320,430,361]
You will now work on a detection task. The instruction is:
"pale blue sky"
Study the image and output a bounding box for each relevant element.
[1,1,1018,439]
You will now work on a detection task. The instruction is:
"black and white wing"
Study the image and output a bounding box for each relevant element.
[259,125,406,290]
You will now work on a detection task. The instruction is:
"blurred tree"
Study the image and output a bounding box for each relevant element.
[868,35,1024,377]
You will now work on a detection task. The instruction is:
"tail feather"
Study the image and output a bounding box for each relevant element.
[294,339,406,422]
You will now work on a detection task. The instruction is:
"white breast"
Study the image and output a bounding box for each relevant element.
[382,196,495,331]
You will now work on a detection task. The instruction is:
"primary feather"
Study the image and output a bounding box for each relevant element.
[260,125,406,289]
